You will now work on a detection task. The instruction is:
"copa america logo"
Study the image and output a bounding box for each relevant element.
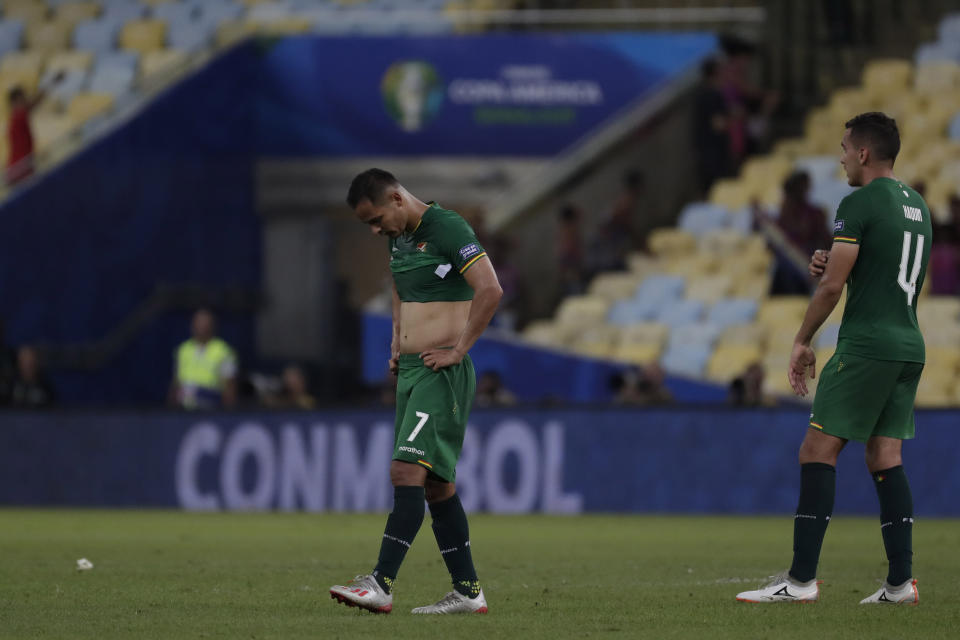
[381,61,444,133]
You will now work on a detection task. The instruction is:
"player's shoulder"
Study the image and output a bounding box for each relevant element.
[428,204,476,235]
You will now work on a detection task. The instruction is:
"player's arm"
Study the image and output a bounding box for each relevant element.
[420,257,502,371]
[788,241,859,395]
[389,281,401,375]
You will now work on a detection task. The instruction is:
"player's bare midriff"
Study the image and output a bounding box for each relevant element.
[398,300,471,354]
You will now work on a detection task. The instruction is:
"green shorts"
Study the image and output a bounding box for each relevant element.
[809,352,924,442]
[393,352,475,482]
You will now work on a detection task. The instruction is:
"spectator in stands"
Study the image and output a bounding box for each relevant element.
[770,171,831,295]
[0,318,16,404]
[5,75,63,186]
[694,57,733,194]
[586,171,644,277]
[929,195,960,294]
[719,35,780,162]
[169,309,238,410]
[728,362,776,407]
[475,371,517,408]
[557,204,585,296]
[611,364,673,406]
[9,345,56,408]
[266,364,316,410]
[490,234,522,331]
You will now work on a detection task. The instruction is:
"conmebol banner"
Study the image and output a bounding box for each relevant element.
[255,33,716,156]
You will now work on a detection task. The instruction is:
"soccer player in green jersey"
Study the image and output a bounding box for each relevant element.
[737,113,929,605]
[330,169,502,614]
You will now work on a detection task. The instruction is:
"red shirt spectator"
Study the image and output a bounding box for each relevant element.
[7,100,34,185]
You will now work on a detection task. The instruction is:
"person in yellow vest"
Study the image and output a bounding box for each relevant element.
[169,309,238,410]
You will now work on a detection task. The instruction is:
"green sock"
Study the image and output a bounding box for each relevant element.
[789,462,835,583]
[873,465,913,586]
[372,486,425,593]
[428,493,481,598]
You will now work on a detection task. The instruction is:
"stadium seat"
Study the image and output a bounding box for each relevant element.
[25,20,72,53]
[73,19,118,52]
[3,1,48,24]
[916,372,954,407]
[698,229,748,256]
[814,323,840,349]
[718,323,766,347]
[555,295,609,333]
[634,274,686,303]
[914,61,960,95]
[661,254,716,279]
[0,19,24,57]
[708,299,759,329]
[31,112,73,152]
[167,20,213,52]
[587,272,642,302]
[256,17,312,36]
[140,48,187,81]
[660,343,710,378]
[120,19,167,55]
[151,2,201,24]
[0,50,44,77]
[666,323,721,351]
[938,12,960,42]
[918,296,960,325]
[707,344,762,382]
[215,19,257,47]
[608,298,657,326]
[521,320,559,348]
[56,1,101,24]
[571,325,619,359]
[708,178,751,210]
[613,341,662,364]
[88,52,138,94]
[949,112,960,141]
[67,91,114,125]
[198,1,246,26]
[757,296,809,328]
[100,3,146,25]
[43,66,87,106]
[647,228,697,257]
[46,49,94,74]
[618,322,669,346]
[862,59,912,96]
[685,274,734,305]
[247,2,293,21]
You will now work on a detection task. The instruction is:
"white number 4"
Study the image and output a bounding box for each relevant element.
[408,411,429,442]
[898,231,924,306]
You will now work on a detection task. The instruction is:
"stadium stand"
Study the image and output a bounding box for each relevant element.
[522,11,960,406]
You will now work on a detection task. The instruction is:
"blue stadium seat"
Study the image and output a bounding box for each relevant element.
[938,13,960,42]
[794,155,840,187]
[949,111,960,140]
[100,3,147,26]
[168,20,213,51]
[0,19,23,57]
[45,68,88,104]
[248,2,295,22]
[608,299,658,326]
[666,322,721,352]
[73,19,119,53]
[198,1,245,26]
[152,3,202,25]
[810,179,855,216]
[634,274,686,302]
[707,299,758,329]
[656,299,705,327]
[88,52,139,94]
[660,343,711,378]
[915,41,960,65]
[678,202,729,236]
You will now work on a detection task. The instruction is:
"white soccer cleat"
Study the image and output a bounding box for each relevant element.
[411,589,488,614]
[329,574,393,614]
[859,579,918,605]
[736,572,820,603]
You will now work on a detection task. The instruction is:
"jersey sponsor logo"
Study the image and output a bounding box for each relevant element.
[834,219,845,232]
[458,243,481,260]
[903,205,922,222]
[398,445,426,456]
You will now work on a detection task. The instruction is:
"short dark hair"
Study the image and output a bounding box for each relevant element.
[7,86,24,105]
[845,112,900,164]
[346,168,399,208]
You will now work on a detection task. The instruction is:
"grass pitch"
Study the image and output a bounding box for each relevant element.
[0,510,958,639]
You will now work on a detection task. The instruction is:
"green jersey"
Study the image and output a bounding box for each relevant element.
[831,177,931,362]
[389,203,487,303]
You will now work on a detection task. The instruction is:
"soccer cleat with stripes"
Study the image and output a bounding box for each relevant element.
[859,579,918,605]
[329,574,393,614]
[736,572,820,603]
[411,589,488,614]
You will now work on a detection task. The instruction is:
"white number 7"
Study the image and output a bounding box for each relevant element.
[408,411,429,442]
[897,231,924,306]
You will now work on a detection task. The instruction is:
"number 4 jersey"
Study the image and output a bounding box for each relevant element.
[832,177,932,363]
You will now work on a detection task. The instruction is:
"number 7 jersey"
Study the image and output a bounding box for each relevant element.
[831,177,932,363]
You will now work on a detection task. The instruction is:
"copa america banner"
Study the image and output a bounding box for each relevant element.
[2,409,959,515]
[255,33,716,156]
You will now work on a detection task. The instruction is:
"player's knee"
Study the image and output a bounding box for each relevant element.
[424,480,455,504]
[390,460,426,487]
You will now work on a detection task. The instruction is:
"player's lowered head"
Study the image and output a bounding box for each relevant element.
[840,112,899,188]
[347,168,426,239]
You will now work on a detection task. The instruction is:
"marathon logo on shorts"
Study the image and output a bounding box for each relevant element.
[833,219,844,232]
[458,243,481,261]
[398,445,425,456]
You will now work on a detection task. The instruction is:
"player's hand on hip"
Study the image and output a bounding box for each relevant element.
[809,249,829,278]
[420,347,464,371]
[788,343,816,397]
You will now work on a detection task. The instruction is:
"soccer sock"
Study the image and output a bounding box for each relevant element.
[428,493,480,598]
[372,485,425,593]
[873,465,913,586]
[789,462,836,583]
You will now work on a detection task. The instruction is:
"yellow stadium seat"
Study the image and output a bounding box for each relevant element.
[918,296,960,324]
[662,253,716,278]
[46,50,93,75]
[763,370,796,398]
[876,91,927,122]
[862,59,912,96]
[67,92,114,126]
[3,0,48,23]
[31,112,73,152]
[25,21,72,53]
[255,18,312,36]
[708,178,751,210]
[765,325,798,353]
[140,49,187,81]
[828,87,877,120]
[0,51,44,76]
[555,295,609,330]
[572,325,620,359]
[707,344,763,382]
[55,1,100,24]
[216,20,257,47]
[614,342,662,365]
[686,273,734,304]
[758,296,810,328]
[522,320,559,348]
[647,228,697,257]
[719,323,767,347]
[698,229,748,256]
[914,61,960,95]
[120,19,167,55]
[587,272,641,302]
[925,346,960,373]
[925,322,960,346]
[916,372,955,408]
[730,273,771,300]
[618,322,669,346]
[625,252,660,276]
[772,137,809,159]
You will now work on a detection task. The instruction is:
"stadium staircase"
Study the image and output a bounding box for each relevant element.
[521,12,960,408]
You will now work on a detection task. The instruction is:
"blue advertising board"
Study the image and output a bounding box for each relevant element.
[2,409,958,516]
[255,33,716,156]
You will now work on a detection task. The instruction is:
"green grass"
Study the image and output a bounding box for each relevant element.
[0,511,958,639]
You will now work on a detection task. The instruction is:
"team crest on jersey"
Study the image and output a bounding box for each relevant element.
[416,242,428,252]
[834,219,844,232]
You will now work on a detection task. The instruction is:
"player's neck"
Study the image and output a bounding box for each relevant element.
[860,166,895,186]
[403,199,431,234]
